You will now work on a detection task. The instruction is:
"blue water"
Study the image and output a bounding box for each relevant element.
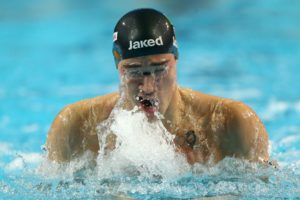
[1,0,300,199]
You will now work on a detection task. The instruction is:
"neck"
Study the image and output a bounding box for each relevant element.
[162,86,183,133]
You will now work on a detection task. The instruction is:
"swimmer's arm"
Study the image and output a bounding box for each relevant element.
[225,101,269,162]
[46,105,84,162]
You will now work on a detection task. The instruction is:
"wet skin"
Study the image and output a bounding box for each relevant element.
[46,53,269,164]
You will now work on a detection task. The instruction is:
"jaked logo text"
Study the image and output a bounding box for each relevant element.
[128,36,163,50]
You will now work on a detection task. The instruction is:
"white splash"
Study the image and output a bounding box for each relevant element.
[96,107,190,179]
[36,151,96,179]
[5,153,43,172]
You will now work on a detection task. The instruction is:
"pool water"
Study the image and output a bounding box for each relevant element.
[1,0,300,199]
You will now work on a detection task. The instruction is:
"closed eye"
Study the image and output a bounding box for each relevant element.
[123,63,142,68]
[127,69,142,77]
[150,60,169,66]
[154,68,165,74]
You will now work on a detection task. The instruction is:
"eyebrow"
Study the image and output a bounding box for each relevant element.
[123,63,142,68]
[123,59,169,68]
[150,60,169,66]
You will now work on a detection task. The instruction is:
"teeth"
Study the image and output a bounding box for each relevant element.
[136,96,143,102]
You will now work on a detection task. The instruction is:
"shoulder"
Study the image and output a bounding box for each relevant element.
[52,92,119,126]
[178,87,269,161]
[46,92,119,161]
[222,100,264,134]
[179,87,258,120]
[178,87,220,115]
[178,87,218,102]
[219,100,269,161]
[52,92,119,132]
[68,92,119,112]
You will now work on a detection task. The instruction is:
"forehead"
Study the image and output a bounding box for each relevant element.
[120,53,174,65]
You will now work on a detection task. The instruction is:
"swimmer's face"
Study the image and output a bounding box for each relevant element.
[118,53,177,116]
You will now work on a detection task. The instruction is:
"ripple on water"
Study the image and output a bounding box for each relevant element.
[1,144,300,199]
[1,107,300,199]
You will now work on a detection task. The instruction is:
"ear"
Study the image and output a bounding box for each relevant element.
[118,64,125,76]
[174,54,178,60]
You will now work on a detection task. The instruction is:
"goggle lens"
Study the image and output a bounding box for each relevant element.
[125,64,169,80]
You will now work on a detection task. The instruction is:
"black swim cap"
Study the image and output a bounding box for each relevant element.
[112,8,178,66]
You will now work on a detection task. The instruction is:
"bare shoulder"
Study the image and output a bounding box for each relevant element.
[220,99,269,161]
[46,92,119,162]
[178,87,220,115]
[54,92,119,129]
[178,87,269,162]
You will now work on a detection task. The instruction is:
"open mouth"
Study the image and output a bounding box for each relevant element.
[136,96,158,113]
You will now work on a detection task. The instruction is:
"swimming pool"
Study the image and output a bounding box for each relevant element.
[1,0,300,199]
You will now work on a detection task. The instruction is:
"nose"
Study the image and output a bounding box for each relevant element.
[139,75,156,95]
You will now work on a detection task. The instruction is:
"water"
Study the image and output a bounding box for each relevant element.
[1,0,300,199]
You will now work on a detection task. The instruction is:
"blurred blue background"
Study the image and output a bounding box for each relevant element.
[0,0,300,163]
[1,0,300,198]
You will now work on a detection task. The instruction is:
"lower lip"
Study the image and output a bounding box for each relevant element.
[140,104,157,114]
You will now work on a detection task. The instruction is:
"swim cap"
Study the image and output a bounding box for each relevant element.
[112,8,178,67]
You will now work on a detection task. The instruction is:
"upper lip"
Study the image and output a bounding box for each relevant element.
[136,96,158,108]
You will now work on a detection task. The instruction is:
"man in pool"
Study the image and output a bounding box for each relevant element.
[46,8,270,165]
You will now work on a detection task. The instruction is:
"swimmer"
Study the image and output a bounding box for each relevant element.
[46,8,270,165]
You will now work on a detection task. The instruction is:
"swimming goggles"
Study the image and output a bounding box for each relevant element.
[124,64,169,80]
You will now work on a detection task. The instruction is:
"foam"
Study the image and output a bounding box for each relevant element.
[5,152,43,172]
[1,148,300,199]
[0,142,44,172]
[274,150,300,166]
[96,107,190,179]
[36,150,96,179]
